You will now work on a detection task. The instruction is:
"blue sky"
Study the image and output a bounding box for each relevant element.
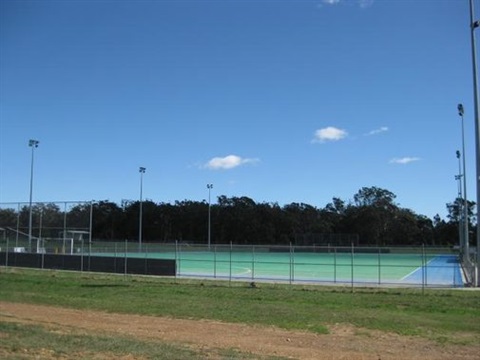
[0,0,477,219]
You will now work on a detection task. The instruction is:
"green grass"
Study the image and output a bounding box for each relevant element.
[1,268,479,345]
[0,321,280,360]
[0,321,197,360]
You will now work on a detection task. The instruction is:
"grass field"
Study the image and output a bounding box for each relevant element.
[0,268,479,359]
[0,320,274,360]
[1,268,478,336]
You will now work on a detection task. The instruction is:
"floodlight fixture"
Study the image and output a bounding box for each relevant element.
[29,139,39,148]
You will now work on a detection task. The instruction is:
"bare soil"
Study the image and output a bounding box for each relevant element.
[1,301,479,360]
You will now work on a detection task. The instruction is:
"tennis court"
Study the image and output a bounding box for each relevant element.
[98,245,464,287]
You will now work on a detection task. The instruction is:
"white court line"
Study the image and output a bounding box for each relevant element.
[400,257,436,281]
[231,267,252,276]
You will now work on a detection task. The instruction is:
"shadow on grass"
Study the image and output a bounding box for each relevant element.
[80,284,131,288]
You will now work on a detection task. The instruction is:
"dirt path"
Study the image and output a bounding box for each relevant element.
[1,301,478,359]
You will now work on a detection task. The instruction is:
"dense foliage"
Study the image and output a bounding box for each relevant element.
[0,186,475,246]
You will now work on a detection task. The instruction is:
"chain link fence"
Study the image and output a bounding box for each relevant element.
[0,202,469,288]
[0,201,92,253]
[1,240,465,288]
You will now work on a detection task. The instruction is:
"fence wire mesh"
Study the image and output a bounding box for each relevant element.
[1,238,466,288]
[0,201,92,253]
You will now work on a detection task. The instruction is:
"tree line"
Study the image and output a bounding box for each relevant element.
[0,186,475,247]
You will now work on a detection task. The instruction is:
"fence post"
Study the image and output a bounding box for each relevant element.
[5,236,9,268]
[41,240,44,269]
[63,202,67,252]
[351,242,354,292]
[453,257,456,287]
[378,247,381,285]
[252,245,255,281]
[229,242,232,286]
[291,243,295,284]
[87,239,91,272]
[15,202,20,247]
[475,252,479,287]
[214,244,217,278]
[178,241,182,276]
[175,240,178,280]
[144,243,148,275]
[334,245,337,283]
[88,201,93,256]
[81,238,84,272]
[422,244,425,294]
[124,239,128,277]
[425,245,428,288]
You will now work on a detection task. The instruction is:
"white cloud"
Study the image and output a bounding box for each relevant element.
[358,0,374,8]
[320,0,374,8]
[389,157,420,165]
[366,126,389,136]
[204,155,259,170]
[312,126,348,143]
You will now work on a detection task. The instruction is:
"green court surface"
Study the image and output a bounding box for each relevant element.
[99,250,463,287]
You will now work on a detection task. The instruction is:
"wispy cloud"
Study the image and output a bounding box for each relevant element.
[358,0,374,8]
[389,157,420,165]
[366,126,388,136]
[312,126,348,143]
[204,155,259,170]
[319,0,374,8]
[322,0,341,5]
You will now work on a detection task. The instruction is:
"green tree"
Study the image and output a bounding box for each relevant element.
[348,187,399,246]
[92,201,125,240]
[353,186,396,209]
[0,208,17,229]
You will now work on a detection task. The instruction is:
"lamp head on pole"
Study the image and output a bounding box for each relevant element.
[139,167,146,173]
[28,139,39,148]
[207,184,213,190]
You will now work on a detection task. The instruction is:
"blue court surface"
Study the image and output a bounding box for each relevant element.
[401,255,463,287]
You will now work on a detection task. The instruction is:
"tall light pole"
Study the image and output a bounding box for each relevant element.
[28,139,39,252]
[138,167,146,252]
[468,0,480,287]
[458,104,470,261]
[207,184,213,250]
[455,150,464,254]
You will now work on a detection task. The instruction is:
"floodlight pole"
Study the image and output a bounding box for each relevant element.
[458,104,470,262]
[207,184,213,250]
[28,139,39,253]
[138,167,146,252]
[455,150,464,254]
[468,0,480,287]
